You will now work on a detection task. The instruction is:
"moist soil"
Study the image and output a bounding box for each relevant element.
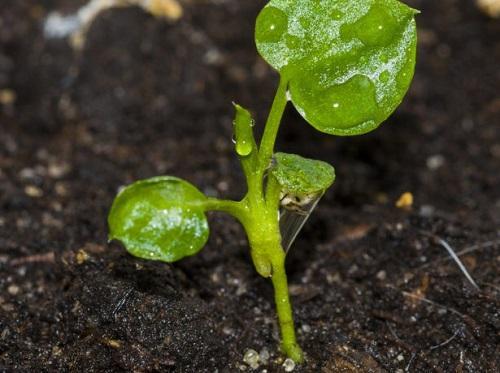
[1,0,499,371]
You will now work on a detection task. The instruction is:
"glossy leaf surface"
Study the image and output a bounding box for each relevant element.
[271,153,335,194]
[108,176,209,263]
[255,0,418,136]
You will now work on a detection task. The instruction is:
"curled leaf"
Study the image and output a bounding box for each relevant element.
[270,152,335,195]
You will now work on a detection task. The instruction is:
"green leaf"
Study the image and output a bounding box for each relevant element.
[255,0,418,136]
[108,176,209,263]
[233,103,256,157]
[270,153,335,195]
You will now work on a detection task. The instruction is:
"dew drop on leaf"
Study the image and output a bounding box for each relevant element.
[379,70,390,83]
[331,9,343,20]
[291,74,379,132]
[255,6,288,43]
[236,140,252,157]
[285,34,301,49]
[340,4,399,47]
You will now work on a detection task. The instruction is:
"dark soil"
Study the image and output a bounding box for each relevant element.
[1,0,499,371]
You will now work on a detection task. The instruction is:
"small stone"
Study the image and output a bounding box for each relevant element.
[19,168,37,179]
[301,324,311,333]
[24,185,43,198]
[326,272,341,284]
[243,349,260,369]
[396,192,413,210]
[76,249,89,265]
[419,205,435,217]
[376,270,387,281]
[259,347,270,364]
[477,0,500,18]
[7,285,20,296]
[396,354,404,361]
[51,346,63,356]
[55,182,69,197]
[103,339,121,349]
[282,358,296,372]
[48,161,70,178]
[0,89,16,105]
[426,154,445,170]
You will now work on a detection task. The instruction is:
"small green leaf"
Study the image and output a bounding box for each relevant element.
[108,176,209,263]
[255,0,418,136]
[270,153,335,195]
[233,103,256,157]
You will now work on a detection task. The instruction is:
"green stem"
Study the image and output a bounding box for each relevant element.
[270,250,304,363]
[228,77,303,362]
[204,198,249,226]
[257,77,289,176]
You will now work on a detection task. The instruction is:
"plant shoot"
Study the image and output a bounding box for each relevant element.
[108,0,418,363]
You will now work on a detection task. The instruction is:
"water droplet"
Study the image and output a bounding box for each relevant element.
[231,134,236,144]
[293,74,378,131]
[331,9,343,20]
[340,5,400,47]
[236,140,252,156]
[250,119,255,127]
[285,34,300,49]
[256,7,288,43]
[379,70,390,83]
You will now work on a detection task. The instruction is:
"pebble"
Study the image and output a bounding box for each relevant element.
[301,324,311,333]
[47,161,70,178]
[259,347,270,364]
[24,185,43,198]
[0,89,16,105]
[282,358,296,372]
[7,285,20,296]
[376,270,387,281]
[243,349,259,370]
[396,192,413,210]
[426,154,445,170]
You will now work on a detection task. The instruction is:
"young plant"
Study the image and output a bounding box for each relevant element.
[108,0,417,363]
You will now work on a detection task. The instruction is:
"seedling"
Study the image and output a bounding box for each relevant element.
[108,0,417,363]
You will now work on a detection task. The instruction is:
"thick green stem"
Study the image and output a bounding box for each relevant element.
[271,250,304,363]
[230,77,303,362]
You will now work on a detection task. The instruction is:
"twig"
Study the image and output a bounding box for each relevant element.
[405,351,417,372]
[429,329,460,350]
[113,288,134,319]
[10,252,55,266]
[419,231,480,290]
[418,239,500,270]
[390,286,468,319]
[455,239,500,257]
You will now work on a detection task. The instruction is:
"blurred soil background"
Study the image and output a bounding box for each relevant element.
[0,0,499,371]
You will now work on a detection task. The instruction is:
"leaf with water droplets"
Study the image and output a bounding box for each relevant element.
[271,153,335,195]
[233,103,256,157]
[255,0,418,136]
[108,176,209,263]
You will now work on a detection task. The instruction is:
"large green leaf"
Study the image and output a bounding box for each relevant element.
[255,0,418,136]
[108,176,209,263]
[270,153,335,195]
